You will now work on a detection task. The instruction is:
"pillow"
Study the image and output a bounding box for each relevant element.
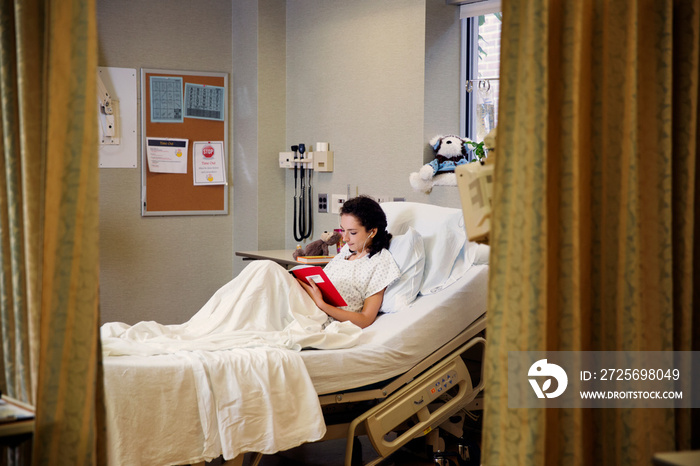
[381,227,425,313]
[470,243,490,265]
[382,202,467,295]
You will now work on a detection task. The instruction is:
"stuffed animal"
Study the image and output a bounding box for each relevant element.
[410,135,473,193]
[292,230,342,259]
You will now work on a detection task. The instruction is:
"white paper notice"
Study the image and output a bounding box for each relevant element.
[193,141,227,185]
[146,138,189,173]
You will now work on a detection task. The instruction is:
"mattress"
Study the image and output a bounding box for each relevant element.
[302,263,489,394]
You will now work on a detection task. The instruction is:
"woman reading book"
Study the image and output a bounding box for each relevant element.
[296,195,400,329]
[102,196,400,358]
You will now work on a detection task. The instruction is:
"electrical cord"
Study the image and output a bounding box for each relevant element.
[292,145,304,242]
[307,172,313,237]
[294,144,312,241]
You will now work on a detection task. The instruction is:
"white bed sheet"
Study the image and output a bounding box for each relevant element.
[104,347,325,465]
[302,263,489,394]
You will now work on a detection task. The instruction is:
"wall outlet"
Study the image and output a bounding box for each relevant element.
[331,194,347,214]
[318,193,328,213]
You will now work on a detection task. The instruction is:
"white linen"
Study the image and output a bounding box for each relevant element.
[104,348,325,465]
[473,242,491,265]
[102,260,362,465]
[187,348,325,461]
[102,260,362,356]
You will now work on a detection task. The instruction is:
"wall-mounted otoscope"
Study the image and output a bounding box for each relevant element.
[295,144,313,241]
[279,143,335,241]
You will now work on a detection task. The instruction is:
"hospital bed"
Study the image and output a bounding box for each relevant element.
[102,202,489,466]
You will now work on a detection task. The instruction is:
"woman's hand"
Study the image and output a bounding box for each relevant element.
[298,277,386,329]
[297,278,325,308]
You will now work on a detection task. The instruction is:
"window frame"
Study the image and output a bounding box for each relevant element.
[459,0,502,141]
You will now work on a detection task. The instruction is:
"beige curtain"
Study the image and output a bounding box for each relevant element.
[483,0,698,465]
[0,0,44,407]
[0,0,104,464]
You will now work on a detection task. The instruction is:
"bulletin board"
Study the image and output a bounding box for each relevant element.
[140,68,228,216]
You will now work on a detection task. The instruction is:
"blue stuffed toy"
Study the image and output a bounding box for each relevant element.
[410,135,473,193]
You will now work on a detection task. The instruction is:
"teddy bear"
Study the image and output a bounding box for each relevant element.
[292,230,342,259]
[409,134,473,193]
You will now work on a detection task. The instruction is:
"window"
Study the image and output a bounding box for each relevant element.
[460,2,502,144]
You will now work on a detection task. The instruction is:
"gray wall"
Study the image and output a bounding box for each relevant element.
[232,0,288,273]
[97,0,463,325]
[97,0,234,324]
[283,0,462,246]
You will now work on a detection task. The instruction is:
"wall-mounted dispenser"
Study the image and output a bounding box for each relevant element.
[312,142,334,172]
[313,151,334,172]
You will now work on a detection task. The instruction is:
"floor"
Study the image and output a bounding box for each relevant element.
[223,428,482,466]
[206,410,483,466]
[242,436,435,465]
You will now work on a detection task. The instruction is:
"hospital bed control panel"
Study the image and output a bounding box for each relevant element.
[427,370,459,399]
[362,356,473,458]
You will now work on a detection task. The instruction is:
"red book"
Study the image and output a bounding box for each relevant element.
[290,266,347,307]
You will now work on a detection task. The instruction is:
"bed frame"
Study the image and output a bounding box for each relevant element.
[323,314,486,466]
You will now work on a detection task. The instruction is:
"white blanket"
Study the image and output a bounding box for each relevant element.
[102,260,362,465]
[102,260,362,356]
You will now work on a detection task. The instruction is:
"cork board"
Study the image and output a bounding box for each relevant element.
[140,68,228,216]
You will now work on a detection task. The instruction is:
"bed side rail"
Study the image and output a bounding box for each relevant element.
[344,336,486,466]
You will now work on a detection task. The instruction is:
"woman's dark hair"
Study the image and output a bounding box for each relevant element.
[340,195,392,257]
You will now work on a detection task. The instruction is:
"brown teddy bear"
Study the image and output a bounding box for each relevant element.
[292,230,342,259]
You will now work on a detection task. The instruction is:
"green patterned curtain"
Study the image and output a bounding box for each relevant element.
[0,0,44,407]
[483,0,698,464]
[0,0,104,464]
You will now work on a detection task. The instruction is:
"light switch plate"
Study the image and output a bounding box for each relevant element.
[331,194,347,214]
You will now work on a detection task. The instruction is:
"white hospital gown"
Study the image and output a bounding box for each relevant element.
[323,245,400,313]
